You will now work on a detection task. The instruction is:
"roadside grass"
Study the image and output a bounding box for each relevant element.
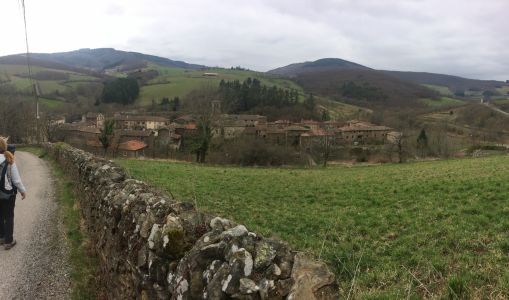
[117,155,509,298]
[20,146,97,300]
[419,97,465,108]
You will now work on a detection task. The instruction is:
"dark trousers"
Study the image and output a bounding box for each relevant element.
[0,195,16,244]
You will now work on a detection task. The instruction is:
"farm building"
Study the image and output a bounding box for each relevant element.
[117,140,147,158]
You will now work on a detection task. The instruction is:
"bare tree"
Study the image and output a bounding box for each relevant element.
[182,87,219,163]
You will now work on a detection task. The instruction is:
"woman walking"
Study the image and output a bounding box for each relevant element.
[0,137,26,250]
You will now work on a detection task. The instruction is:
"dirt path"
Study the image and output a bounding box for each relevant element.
[0,151,70,299]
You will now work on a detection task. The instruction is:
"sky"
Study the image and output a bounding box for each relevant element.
[0,0,508,80]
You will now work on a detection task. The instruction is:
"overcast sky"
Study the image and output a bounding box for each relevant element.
[1,0,507,80]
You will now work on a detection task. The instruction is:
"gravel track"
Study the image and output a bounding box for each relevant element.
[0,152,71,299]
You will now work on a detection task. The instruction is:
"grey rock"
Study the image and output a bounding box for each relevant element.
[254,241,276,271]
[221,225,248,239]
[239,278,259,294]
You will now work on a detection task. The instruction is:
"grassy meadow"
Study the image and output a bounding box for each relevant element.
[117,155,509,298]
[422,84,453,96]
[137,64,305,106]
[419,97,465,108]
[0,63,100,95]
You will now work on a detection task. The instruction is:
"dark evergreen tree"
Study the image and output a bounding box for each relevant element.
[173,97,180,111]
[101,78,140,105]
[417,128,428,157]
[304,93,316,111]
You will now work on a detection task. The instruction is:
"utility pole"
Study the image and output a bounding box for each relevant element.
[34,83,40,144]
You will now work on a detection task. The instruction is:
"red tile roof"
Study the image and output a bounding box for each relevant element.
[118,140,147,151]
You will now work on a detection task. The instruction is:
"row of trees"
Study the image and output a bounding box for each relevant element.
[218,78,301,112]
[340,81,388,102]
[100,78,140,105]
[160,97,181,111]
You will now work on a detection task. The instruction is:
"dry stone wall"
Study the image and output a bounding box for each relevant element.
[45,143,339,300]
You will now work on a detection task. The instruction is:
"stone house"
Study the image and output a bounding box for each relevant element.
[117,140,147,158]
[156,127,182,151]
[173,115,196,126]
[337,121,392,144]
[300,128,335,151]
[82,112,105,128]
[301,120,321,130]
[54,124,100,149]
[50,116,66,126]
[113,115,170,131]
[263,128,286,145]
[212,114,267,140]
[285,125,310,146]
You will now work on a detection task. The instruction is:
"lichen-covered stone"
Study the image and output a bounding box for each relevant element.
[239,278,259,294]
[44,143,339,300]
[210,217,232,231]
[254,241,277,271]
[287,253,339,300]
[161,215,185,258]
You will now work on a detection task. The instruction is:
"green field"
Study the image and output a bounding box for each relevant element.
[137,64,305,106]
[40,97,65,108]
[117,156,509,298]
[317,97,372,120]
[496,86,509,95]
[0,64,101,98]
[9,75,33,90]
[38,80,69,94]
[422,84,453,96]
[419,97,466,108]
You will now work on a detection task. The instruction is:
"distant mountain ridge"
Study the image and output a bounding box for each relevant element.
[0,48,206,72]
[268,58,508,108]
[268,58,369,77]
[270,58,507,91]
[382,70,506,92]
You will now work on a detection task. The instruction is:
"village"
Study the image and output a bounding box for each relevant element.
[50,100,401,160]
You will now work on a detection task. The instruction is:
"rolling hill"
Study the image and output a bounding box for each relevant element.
[1,48,205,72]
[268,58,508,109]
[268,58,442,108]
[383,70,508,95]
[268,57,370,77]
[2,49,366,119]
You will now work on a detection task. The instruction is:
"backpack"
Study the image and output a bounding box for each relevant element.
[0,160,16,200]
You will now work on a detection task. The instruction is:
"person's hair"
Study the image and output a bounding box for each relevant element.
[0,137,14,164]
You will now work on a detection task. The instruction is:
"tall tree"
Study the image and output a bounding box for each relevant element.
[417,128,428,157]
[99,120,115,156]
[304,93,316,111]
[183,87,217,163]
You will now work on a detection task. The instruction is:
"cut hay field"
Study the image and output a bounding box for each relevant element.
[117,155,509,299]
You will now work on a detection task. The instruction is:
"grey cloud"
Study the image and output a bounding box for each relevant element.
[1,0,507,80]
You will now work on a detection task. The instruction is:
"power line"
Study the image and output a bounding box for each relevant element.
[19,0,40,143]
